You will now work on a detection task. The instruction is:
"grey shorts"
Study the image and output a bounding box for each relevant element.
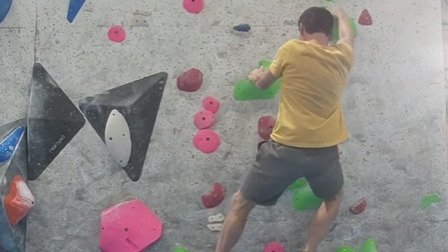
[240,140,344,206]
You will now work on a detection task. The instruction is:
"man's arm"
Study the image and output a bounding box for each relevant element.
[249,43,290,89]
[333,8,354,48]
[252,68,278,90]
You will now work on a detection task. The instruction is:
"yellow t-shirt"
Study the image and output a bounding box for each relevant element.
[269,39,354,148]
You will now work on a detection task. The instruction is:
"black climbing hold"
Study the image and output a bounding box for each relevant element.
[27,63,86,181]
[0,118,28,252]
[233,23,251,32]
[78,72,168,182]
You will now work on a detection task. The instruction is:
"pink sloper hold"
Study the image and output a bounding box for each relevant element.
[202,96,220,114]
[100,199,163,252]
[108,26,126,43]
[264,242,285,252]
[194,110,216,129]
[193,129,220,154]
[183,0,204,14]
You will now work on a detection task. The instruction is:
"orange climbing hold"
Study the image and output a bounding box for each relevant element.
[349,197,367,215]
[177,68,203,92]
[4,175,35,226]
[258,116,275,140]
[358,9,372,26]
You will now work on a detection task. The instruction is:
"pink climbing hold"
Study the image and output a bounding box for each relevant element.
[202,96,220,114]
[100,199,163,252]
[194,110,216,129]
[183,0,204,14]
[258,116,276,140]
[264,242,285,252]
[108,26,126,43]
[193,129,221,154]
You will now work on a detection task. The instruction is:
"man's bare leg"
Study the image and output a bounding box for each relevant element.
[215,190,256,252]
[303,190,343,252]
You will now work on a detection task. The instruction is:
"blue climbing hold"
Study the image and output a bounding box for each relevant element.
[0,0,13,24]
[0,126,25,163]
[67,0,86,23]
[233,24,251,32]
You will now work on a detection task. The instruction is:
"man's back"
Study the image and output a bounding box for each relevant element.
[270,39,354,148]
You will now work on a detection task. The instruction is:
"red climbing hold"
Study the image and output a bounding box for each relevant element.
[202,96,220,114]
[183,0,204,14]
[264,242,285,252]
[258,116,276,140]
[201,183,226,208]
[349,197,367,215]
[177,68,203,92]
[193,129,221,154]
[358,9,372,26]
[194,110,216,129]
[4,175,35,226]
[100,199,163,252]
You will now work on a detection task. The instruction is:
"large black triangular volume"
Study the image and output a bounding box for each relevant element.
[27,63,86,180]
[78,72,168,181]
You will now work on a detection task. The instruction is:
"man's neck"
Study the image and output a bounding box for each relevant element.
[302,34,329,46]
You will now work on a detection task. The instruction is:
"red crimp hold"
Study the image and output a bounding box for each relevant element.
[349,197,367,215]
[258,116,275,140]
[177,68,203,92]
[201,183,226,208]
[358,9,372,26]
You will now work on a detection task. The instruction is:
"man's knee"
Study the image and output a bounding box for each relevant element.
[230,190,255,213]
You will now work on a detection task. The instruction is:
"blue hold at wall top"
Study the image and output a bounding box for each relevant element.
[0,0,12,24]
[0,126,25,162]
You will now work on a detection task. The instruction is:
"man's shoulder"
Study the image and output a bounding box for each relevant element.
[282,39,303,49]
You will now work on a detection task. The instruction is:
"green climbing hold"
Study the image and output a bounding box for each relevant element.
[293,181,323,211]
[359,238,378,252]
[285,178,307,192]
[173,248,189,252]
[259,59,272,69]
[332,18,358,41]
[337,246,357,252]
[421,193,440,209]
[233,60,281,101]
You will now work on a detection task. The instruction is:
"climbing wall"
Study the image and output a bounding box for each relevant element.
[0,0,446,251]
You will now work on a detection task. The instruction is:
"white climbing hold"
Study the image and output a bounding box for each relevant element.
[206,223,223,232]
[208,213,225,223]
[104,109,132,167]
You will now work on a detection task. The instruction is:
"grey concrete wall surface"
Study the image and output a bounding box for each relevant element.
[0,0,447,251]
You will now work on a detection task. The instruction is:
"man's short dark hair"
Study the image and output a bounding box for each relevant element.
[298,7,334,37]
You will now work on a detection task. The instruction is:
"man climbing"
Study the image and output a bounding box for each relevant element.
[215,7,355,252]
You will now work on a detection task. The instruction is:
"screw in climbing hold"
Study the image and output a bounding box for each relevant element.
[233,24,251,32]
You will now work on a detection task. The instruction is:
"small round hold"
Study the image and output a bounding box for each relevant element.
[108,26,126,43]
